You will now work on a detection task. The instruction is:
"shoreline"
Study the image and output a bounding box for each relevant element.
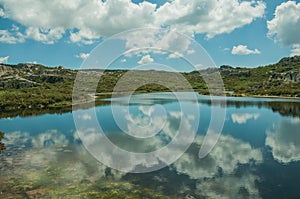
[95,91,300,101]
[248,95,300,100]
[225,93,300,101]
[1,91,299,119]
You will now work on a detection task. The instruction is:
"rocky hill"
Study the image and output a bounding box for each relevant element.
[0,63,75,89]
[0,63,77,112]
[0,56,299,115]
[217,56,300,97]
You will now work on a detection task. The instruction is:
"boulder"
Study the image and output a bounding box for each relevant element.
[284,72,300,82]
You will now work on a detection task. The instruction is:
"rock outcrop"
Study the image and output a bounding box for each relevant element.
[0,65,14,77]
[269,71,300,83]
[278,56,300,67]
[220,68,250,77]
[0,63,75,89]
[284,72,300,82]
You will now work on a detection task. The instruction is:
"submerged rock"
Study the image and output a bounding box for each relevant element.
[43,139,55,148]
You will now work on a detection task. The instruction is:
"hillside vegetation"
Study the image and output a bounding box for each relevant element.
[0,56,299,115]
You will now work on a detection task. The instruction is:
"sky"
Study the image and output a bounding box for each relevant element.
[0,0,300,70]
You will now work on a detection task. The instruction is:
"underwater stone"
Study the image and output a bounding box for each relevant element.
[43,139,55,148]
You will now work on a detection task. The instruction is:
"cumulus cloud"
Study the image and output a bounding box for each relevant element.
[157,0,265,38]
[0,29,25,44]
[3,130,69,149]
[231,45,261,55]
[31,129,69,148]
[120,28,192,56]
[76,53,90,60]
[168,52,183,59]
[231,113,260,124]
[0,0,266,44]
[187,49,195,55]
[267,1,300,46]
[2,131,31,146]
[77,113,92,120]
[25,27,65,44]
[267,1,300,56]
[265,118,300,164]
[291,44,300,56]
[137,54,154,65]
[70,28,100,45]
[0,0,156,44]
[197,172,261,199]
[75,103,198,172]
[3,130,125,185]
[0,55,9,63]
[173,135,263,179]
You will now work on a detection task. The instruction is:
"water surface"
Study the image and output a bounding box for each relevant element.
[0,93,300,198]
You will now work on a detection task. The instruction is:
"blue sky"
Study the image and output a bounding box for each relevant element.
[0,0,299,70]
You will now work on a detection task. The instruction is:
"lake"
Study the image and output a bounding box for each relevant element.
[0,92,300,198]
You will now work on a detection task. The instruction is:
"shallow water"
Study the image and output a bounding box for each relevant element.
[0,93,300,198]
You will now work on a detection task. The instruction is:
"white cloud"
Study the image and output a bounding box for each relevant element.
[121,58,127,63]
[70,29,99,45]
[137,54,154,65]
[0,0,156,44]
[197,172,261,199]
[0,0,266,44]
[120,28,192,55]
[0,25,64,45]
[123,105,168,139]
[194,64,203,69]
[168,52,183,59]
[0,29,25,44]
[266,118,300,164]
[173,135,263,179]
[77,113,92,120]
[231,113,260,124]
[75,104,198,172]
[76,53,90,60]
[291,44,300,56]
[267,1,300,55]
[187,49,195,54]
[155,0,266,38]
[0,55,9,63]
[25,27,65,44]
[3,130,125,186]
[231,45,261,55]
[3,129,69,149]
[31,129,69,148]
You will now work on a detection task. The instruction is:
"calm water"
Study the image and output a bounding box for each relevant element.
[0,93,300,198]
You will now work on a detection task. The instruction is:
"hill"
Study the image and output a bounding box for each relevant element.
[219,56,300,97]
[0,56,299,116]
